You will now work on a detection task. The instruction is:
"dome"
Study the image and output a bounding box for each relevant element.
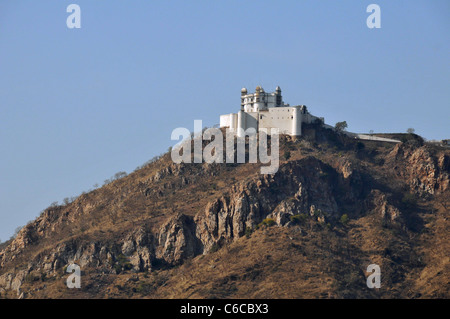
[241,87,247,93]
[276,86,281,91]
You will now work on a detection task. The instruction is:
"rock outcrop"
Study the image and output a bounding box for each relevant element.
[388,144,450,195]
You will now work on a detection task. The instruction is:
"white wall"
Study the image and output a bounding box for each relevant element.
[259,107,294,135]
[220,114,231,128]
[220,113,237,129]
[243,112,258,131]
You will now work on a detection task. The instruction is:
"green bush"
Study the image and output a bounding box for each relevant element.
[25,273,40,283]
[209,243,220,253]
[114,253,133,273]
[290,214,307,225]
[335,121,348,132]
[259,218,276,228]
[340,214,349,225]
[136,283,153,294]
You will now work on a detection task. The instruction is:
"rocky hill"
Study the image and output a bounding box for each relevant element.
[0,127,449,299]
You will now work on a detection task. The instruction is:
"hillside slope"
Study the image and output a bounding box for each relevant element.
[0,128,449,299]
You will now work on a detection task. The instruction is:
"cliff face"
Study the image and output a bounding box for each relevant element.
[0,133,449,299]
[388,143,450,195]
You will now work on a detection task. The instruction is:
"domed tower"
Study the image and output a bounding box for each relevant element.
[275,86,282,107]
[254,86,264,111]
[241,87,247,110]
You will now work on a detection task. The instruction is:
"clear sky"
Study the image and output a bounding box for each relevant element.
[0,1,449,241]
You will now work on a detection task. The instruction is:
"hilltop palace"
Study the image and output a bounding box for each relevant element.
[219,86,324,137]
[219,86,401,143]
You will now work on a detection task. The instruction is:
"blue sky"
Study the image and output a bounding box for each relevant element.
[0,0,449,241]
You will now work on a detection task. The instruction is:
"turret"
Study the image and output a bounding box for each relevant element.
[241,87,247,110]
[254,86,264,111]
[292,106,302,136]
[237,110,246,137]
[275,86,282,107]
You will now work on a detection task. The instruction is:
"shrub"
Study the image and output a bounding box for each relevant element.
[114,171,127,180]
[245,226,253,238]
[340,214,349,225]
[49,201,59,208]
[210,243,220,253]
[290,214,307,225]
[25,273,40,283]
[258,218,276,228]
[113,264,122,274]
[311,208,322,217]
[114,253,133,273]
[136,283,153,294]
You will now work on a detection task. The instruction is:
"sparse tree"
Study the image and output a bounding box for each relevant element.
[407,128,415,134]
[114,171,127,180]
[369,130,374,135]
[335,121,348,132]
[49,201,59,208]
[10,226,23,240]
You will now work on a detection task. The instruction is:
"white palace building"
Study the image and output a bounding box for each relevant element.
[219,86,324,137]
